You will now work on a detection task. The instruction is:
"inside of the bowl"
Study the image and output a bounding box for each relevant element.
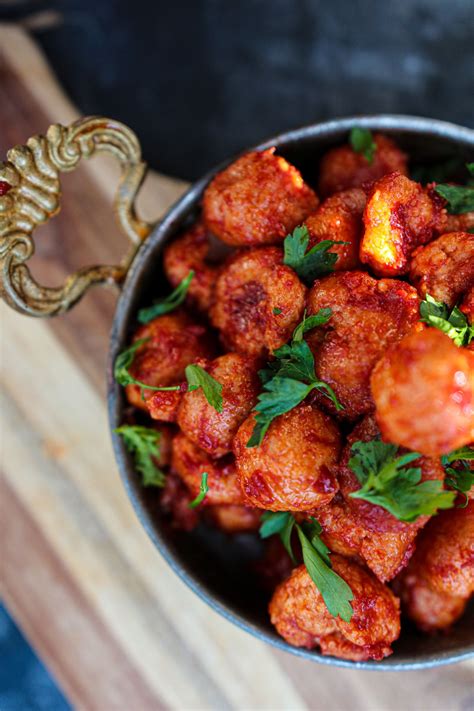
[110,118,474,669]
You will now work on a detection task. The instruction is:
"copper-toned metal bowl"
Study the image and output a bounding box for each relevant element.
[2,115,473,669]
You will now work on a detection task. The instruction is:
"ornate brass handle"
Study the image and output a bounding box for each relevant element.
[0,116,152,317]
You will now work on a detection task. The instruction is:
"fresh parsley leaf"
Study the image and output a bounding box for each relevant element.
[258,512,353,619]
[349,127,376,164]
[348,440,456,522]
[247,312,342,447]
[420,294,473,347]
[434,183,474,214]
[185,364,223,412]
[138,271,194,324]
[273,307,282,315]
[467,163,474,176]
[283,225,347,285]
[114,339,182,394]
[292,308,332,342]
[296,524,354,622]
[442,445,474,508]
[188,472,209,508]
[114,425,166,487]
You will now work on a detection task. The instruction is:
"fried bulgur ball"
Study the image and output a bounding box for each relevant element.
[206,504,262,533]
[269,557,401,661]
[171,432,245,506]
[177,353,261,457]
[304,188,366,271]
[461,286,474,324]
[315,415,445,582]
[409,232,474,307]
[371,329,474,456]
[163,221,218,313]
[360,172,446,276]
[233,404,340,512]
[318,134,408,197]
[395,502,474,631]
[210,247,306,356]
[306,271,420,419]
[446,210,474,233]
[125,312,215,419]
[203,149,318,247]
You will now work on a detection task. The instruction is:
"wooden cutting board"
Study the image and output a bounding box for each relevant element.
[1,24,472,711]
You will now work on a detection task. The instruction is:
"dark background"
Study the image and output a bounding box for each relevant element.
[2,0,474,180]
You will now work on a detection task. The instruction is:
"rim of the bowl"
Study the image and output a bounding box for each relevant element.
[108,114,474,670]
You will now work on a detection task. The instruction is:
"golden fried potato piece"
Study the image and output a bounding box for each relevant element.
[210,247,306,356]
[304,188,366,270]
[371,329,474,456]
[206,504,262,533]
[163,221,218,313]
[269,558,400,660]
[126,312,215,419]
[203,149,318,247]
[307,271,420,419]
[360,173,447,276]
[233,404,340,512]
[171,432,245,506]
[410,232,474,307]
[318,134,408,197]
[395,502,474,631]
[315,415,445,582]
[177,353,261,457]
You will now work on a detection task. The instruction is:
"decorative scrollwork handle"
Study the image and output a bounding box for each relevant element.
[0,116,152,317]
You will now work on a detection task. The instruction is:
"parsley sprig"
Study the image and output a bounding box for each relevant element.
[188,472,209,509]
[114,425,166,487]
[349,127,376,164]
[247,311,342,447]
[114,340,222,411]
[420,294,473,347]
[259,512,354,622]
[348,440,456,522]
[435,163,474,214]
[283,225,347,285]
[138,271,194,324]
[442,446,474,508]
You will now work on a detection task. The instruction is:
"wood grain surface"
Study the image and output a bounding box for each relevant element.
[1,24,473,711]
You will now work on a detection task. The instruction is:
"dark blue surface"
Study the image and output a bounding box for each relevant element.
[0,604,70,711]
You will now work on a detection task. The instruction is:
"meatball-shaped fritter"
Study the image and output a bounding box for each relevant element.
[125,312,215,419]
[203,149,318,247]
[307,271,420,419]
[269,558,400,660]
[318,134,408,197]
[163,221,218,313]
[461,286,474,325]
[171,432,245,506]
[410,232,474,308]
[177,353,261,457]
[446,210,474,234]
[371,329,474,456]
[233,404,340,511]
[395,502,474,631]
[210,247,306,356]
[360,173,446,276]
[304,188,366,271]
[206,504,262,533]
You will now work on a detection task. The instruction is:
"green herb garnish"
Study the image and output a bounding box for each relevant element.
[114,425,166,487]
[420,294,473,347]
[259,512,354,622]
[349,127,376,164]
[188,472,209,509]
[273,307,282,315]
[348,440,456,522]
[247,310,342,447]
[138,271,194,324]
[434,165,474,215]
[114,339,182,394]
[283,225,347,285]
[442,446,474,508]
[185,364,223,413]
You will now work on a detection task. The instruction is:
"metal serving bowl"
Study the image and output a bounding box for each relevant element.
[2,114,473,669]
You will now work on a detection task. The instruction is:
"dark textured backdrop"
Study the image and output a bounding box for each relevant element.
[3,0,474,180]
